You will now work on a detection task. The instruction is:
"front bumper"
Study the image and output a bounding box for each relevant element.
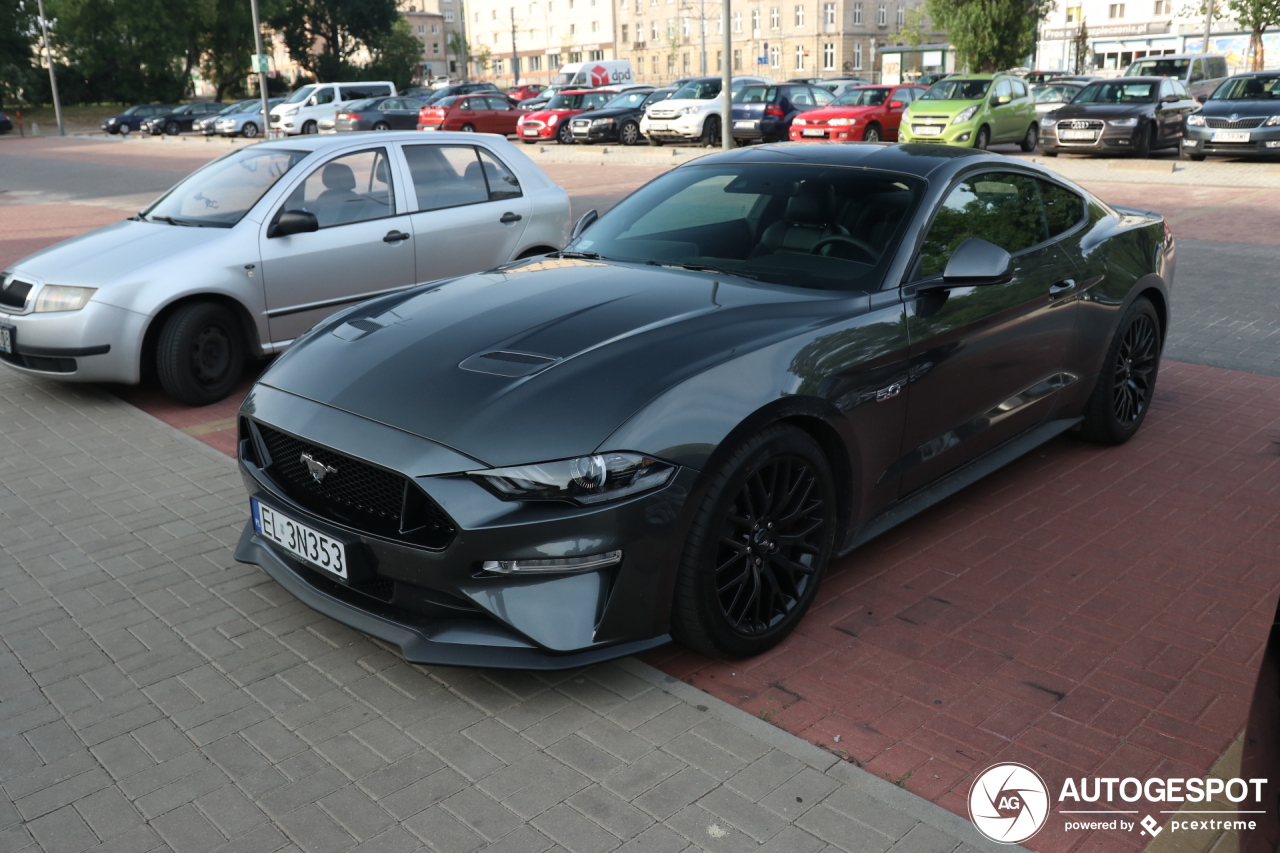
[517,124,556,140]
[1182,124,1280,156]
[790,124,860,141]
[570,121,617,142]
[1039,123,1142,154]
[234,386,694,668]
[641,116,703,140]
[0,299,144,383]
[899,119,978,146]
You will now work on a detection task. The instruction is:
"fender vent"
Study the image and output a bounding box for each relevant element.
[481,351,555,365]
[459,350,560,377]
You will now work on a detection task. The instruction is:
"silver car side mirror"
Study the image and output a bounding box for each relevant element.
[571,209,599,241]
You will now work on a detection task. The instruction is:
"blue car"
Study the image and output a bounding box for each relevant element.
[101,104,173,135]
[729,83,834,143]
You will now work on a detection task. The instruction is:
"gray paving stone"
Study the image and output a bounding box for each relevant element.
[316,785,395,841]
[72,786,146,841]
[275,804,356,853]
[698,785,790,842]
[151,803,227,853]
[26,805,98,853]
[532,803,621,853]
[439,788,524,841]
[565,785,653,840]
[632,768,718,820]
[403,805,485,853]
[797,805,897,853]
[546,734,624,782]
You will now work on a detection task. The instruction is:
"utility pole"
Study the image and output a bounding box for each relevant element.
[700,0,707,75]
[721,0,732,149]
[35,0,64,136]
[250,0,271,137]
[1202,0,1214,52]
[511,7,521,85]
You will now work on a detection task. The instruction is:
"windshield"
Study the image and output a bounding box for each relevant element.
[833,87,890,106]
[284,85,316,105]
[566,163,923,291]
[346,98,384,110]
[605,90,653,109]
[1210,75,1280,99]
[647,89,676,105]
[673,79,721,99]
[1126,57,1189,77]
[433,95,462,108]
[1074,81,1157,103]
[1033,84,1076,102]
[122,106,144,115]
[734,86,778,103]
[546,92,611,110]
[921,79,991,100]
[143,147,307,228]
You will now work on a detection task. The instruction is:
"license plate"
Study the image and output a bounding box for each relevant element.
[734,120,756,128]
[421,126,437,131]
[0,325,11,354]
[251,498,348,580]
[1059,129,1097,140]
[913,125,943,136]
[1211,130,1250,142]
[802,128,826,137]
[522,129,540,136]
[648,120,670,129]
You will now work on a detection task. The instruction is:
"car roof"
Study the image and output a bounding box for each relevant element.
[687,140,1025,181]
[1104,77,1166,84]
[251,130,510,154]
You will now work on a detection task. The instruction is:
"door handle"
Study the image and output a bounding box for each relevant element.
[500,212,523,224]
[1049,278,1076,296]
[383,230,410,243]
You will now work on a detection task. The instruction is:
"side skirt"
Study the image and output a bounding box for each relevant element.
[842,416,1083,555]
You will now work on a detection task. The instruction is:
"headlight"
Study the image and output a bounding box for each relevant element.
[829,117,856,126]
[592,117,614,125]
[676,106,697,117]
[1186,114,1206,127]
[1264,114,1280,126]
[1108,117,1139,127]
[470,452,676,505]
[281,106,299,116]
[547,114,558,125]
[793,117,806,125]
[952,105,978,125]
[1042,118,1057,128]
[35,285,96,313]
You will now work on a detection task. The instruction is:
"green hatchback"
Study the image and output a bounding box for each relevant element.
[899,74,1039,150]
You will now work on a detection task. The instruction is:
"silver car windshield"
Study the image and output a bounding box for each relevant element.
[143,147,308,228]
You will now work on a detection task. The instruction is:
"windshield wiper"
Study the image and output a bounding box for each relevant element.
[645,260,761,281]
[557,250,602,259]
[145,214,226,228]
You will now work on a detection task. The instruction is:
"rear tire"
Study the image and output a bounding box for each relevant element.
[863,124,882,142]
[241,122,258,138]
[619,120,641,145]
[165,120,180,136]
[460,123,476,132]
[1020,123,1038,152]
[156,302,246,407]
[373,121,392,131]
[1079,297,1162,445]
[701,115,721,147]
[671,424,837,658]
[974,124,990,150]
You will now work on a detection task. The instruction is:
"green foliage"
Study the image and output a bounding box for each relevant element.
[925,0,1055,72]
[0,0,40,103]
[1070,20,1089,74]
[899,7,931,47]
[267,0,399,77]
[1226,0,1280,69]
[366,17,422,89]
[196,0,284,101]
[473,43,492,72]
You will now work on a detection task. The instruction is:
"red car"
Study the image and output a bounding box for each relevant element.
[506,84,546,102]
[417,94,523,134]
[789,84,926,143]
[516,89,615,144]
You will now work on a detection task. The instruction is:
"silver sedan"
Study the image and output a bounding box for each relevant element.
[0,132,571,404]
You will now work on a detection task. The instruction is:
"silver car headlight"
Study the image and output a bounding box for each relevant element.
[828,117,856,126]
[1186,114,1206,127]
[1108,117,1139,127]
[1042,118,1057,128]
[676,106,698,117]
[35,285,96,313]
[592,118,614,126]
[469,452,675,505]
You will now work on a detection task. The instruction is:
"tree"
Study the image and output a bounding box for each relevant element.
[925,0,1056,72]
[1226,0,1280,69]
[448,30,470,80]
[366,17,421,89]
[899,7,931,47]
[0,0,39,103]
[473,43,492,74]
[268,0,399,78]
[1070,19,1089,73]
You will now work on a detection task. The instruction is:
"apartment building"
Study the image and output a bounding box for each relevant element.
[463,0,619,84]
[614,0,935,85]
[400,0,468,80]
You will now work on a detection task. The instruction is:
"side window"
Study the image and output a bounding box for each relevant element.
[477,149,523,201]
[812,87,834,105]
[918,173,1048,278]
[457,98,476,110]
[487,96,513,110]
[313,87,336,105]
[281,148,395,228]
[1209,57,1227,78]
[1173,79,1190,98]
[1039,179,1085,238]
[993,79,1013,100]
[403,145,491,211]
[1013,79,1029,98]
[1189,60,1205,83]
[792,88,814,106]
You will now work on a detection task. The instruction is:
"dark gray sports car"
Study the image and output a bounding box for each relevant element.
[235,143,1175,668]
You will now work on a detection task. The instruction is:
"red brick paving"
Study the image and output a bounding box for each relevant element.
[642,361,1280,853]
[1078,182,1280,246]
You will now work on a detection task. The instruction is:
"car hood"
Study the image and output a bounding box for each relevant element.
[649,98,715,114]
[1050,102,1151,120]
[574,107,639,120]
[907,98,981,116]
[1197,99,1280,116]
[11,219,231,288]
[802,105,881,120]
[256,259,849,467]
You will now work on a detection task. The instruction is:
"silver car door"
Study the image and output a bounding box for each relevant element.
[397,142,533,283]
[259,146,416,344]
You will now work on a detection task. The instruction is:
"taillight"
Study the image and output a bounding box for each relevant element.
[346,113,362,120]
[765,105,785,117]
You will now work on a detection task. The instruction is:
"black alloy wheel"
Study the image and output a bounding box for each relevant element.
[863,124,882,142]
[556,122,574,144]
[373,121,392,131]
[1134,122,1155,158]
[673,425,836,657]
[302,120,318,135]
[974,125,990,150]
[1080,297,1161,445]
[156,302,246,406]
[460,123,476,132]
[619,120,641,145]
[165,120,180,135]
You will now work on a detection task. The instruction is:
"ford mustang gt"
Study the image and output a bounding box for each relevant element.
[234,143,1175,668]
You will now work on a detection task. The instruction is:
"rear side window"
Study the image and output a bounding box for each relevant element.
[1039,179,1085,238]
[477,149,522,201]
[919,172,1048,277]
[402,145,523,211]
[1208,57,1227,78]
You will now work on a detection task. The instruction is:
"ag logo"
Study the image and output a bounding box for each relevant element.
[968,763,1050,844]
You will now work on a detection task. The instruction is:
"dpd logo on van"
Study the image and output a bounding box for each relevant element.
[588,64,610,87]
[968,763,1051,844]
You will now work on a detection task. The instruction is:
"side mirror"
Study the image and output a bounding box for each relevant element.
[1195,93,1209,103]
[1162,93,1180,103]
[996,94,1012,105]
[889,100,904,109]
[269,210,319,238]
[941,238,1012,285]
[571,209,599,240]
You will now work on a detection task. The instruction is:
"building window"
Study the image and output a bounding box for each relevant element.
[666,17,674,36]
[651,20,659,38]
[877,3,886,25]
[570,22,577,34]
[1153,0,1169,12]
[433,41,441,53]
[770,6,780,27]
[683,52,690,71]
[795,4,805,26]
[622,22,630,40]
[770,44,781,65]
[492,9,498,19]
[896,6,904,25]
[822,41,835,68]
[733,47,742,68]
[591,19,599,31]
[1066,5,1081,20]
[716,48,722,68]
[795,44,805,68]
[717,13,723,32]
[853,2,862,23]
[682,16,690,35]
[853,41,862,68]
[494,58,504,73]
[751,9,760,30]
[550,24,559,36]
[824,2,836,24]
[733,10,743,30]
[589,49,603,59]
[445,9,453,20]
[417,23,425,33]
[530,55,542,70]
[652,55,659,71]
[474,10,480,22]
[568,50,581,61]
[667,54,675,72]
[1108,3,1124,16]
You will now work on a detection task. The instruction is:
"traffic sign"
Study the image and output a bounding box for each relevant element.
[251,54,270,73]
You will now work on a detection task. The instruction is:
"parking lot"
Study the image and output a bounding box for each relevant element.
[1,133,1279,853]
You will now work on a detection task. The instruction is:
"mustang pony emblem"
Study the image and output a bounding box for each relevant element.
[301,452,338,484]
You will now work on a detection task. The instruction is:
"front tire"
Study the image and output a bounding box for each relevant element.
[1134,123,1155,158]
[301,120,318,135]
[556,122,574,144]
[1079,297,1161,445]
[648,136,664,146]
[241,122,259,138]
[156,302,246,406]
[373,121,392,131]
[974,124,990,150]
[863,124,882,142]
[619,120,641,145]
[672,425,837,658]
[1020,123,1038,152]
[701,115,721,147]
[165,121,180,136]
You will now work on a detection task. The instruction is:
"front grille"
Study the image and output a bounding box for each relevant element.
[255,424,456,549]
[649,110,677,119]
[1059,119,1104,131]
[521,120,545,129]
[0,278,32,309]
[1205,116,1266,129]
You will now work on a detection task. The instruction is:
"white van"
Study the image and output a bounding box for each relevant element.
[270,81,397,135]
[551,60,634,89]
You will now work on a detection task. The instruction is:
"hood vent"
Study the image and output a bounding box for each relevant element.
[459,350,560,378]
[331,316,388,342]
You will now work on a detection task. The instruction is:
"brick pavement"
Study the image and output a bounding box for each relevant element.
[0,368,1010,853]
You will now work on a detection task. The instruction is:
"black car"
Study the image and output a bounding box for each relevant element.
[423,82,500,105]
[570,87,676,144]
[730,82,834,142]
[235,143,1174,668]
[101,104,173,134]
[141,102,224,135]
[333,96,424,132]
[1181,72,1280,160]
[0,110,11,134]
[1040,76,1199,156]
